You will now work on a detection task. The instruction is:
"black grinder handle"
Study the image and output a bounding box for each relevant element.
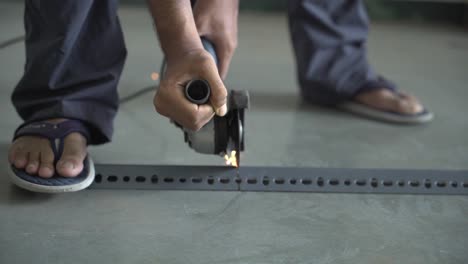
[184,38,218,105]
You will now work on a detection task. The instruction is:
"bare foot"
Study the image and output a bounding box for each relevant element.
[354,89,424,115]
[8,119,88,178]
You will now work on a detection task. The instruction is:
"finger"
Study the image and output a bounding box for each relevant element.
[201,63,228,117]
[193,104,216,130]
[164,85,212,129]
[179,100,215,131]
[216,45,234,80]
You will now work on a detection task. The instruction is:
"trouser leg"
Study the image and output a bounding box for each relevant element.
[12,0,127,144]
[288,0,383,105]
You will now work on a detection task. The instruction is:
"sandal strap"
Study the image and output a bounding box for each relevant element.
[13,120,90,163]
[357,76,397,95]
[14,120,90,142]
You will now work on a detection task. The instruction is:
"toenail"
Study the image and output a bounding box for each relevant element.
[41,167,53,174]
[59,161,74,169]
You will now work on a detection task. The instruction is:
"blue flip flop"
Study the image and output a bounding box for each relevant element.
[8,120,95,193]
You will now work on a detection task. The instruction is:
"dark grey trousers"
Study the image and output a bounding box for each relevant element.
[12,0,126,144]
[288,0,394,105]
[12,0,386,145]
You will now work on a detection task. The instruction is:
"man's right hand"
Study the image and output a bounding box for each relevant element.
[154,49,228,131]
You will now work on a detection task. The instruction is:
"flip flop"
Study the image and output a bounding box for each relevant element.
[339,101,434,124]
[338,77,434,124]
[8,120,95,193]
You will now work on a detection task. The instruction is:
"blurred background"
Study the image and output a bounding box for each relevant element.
[128,0,468,24]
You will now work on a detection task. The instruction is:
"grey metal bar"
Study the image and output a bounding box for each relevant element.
[238,167,468,195]
[91,164,468,195]
[91,164,239,191]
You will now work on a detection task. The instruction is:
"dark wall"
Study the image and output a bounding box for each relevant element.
[3,0,465,24]
[237,0,465,24]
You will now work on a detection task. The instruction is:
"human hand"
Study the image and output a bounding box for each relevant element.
[154,49,228,131]
[194,0,239,79]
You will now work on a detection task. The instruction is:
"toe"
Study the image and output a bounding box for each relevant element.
[356,89,425,115]
[57,158,82,177]
[395,97,423,115]
[56,133,87,178]
[38,144,55,178]
[26,151,40,175]
[399,92,424,112]
[8,143,17,164]
[13,149,29,169]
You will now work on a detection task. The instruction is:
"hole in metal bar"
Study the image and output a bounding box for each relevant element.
[235,178,242,184]
[247,178,257,184]
[164,177,174,183]
[136,176,146,183]
[151,175,159,184]
[290,179,297,185]
[179,178,186,183]
[370,178,378,188]
[220,178,230,184]
[436,181,446,188]
[451,181,458,188]
[397,180,405,187]
[409,180,420,187]
[317,177,324,187]
[192,177,202,183]
[95,174,102,183]
[382,180,393,187]
[355,179,366,186]
[463,182,468,188]
[262,177,269,186]
[123,176,130,182]
[424,179,431,189]
[344,179,351,186]
[207,177,215,185]
[329,179,339,186]
[301,179,311,185]
[274,178,285,185]
[108,175,118,182]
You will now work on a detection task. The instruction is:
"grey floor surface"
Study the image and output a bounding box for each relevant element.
[1,3,468,264]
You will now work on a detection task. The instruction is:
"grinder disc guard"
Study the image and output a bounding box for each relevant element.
[184,90,249,162]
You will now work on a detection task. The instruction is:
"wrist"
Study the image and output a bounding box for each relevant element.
[148,0,204,61]
[160,30,204,61]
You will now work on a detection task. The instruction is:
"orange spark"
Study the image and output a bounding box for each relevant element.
[151,72,160,81]
[224,150,238,168]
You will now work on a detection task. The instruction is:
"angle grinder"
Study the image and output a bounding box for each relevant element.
[161,38,249,166]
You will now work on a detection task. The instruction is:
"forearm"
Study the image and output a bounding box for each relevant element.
[147,0,203,60]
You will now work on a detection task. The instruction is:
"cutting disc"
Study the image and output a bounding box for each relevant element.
[234,110,243,167]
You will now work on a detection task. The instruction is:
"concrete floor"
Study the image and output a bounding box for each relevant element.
[1,2,468,264]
